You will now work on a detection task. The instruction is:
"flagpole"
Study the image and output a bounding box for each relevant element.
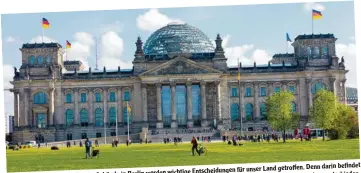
[42,23,44,43]
[127,101,130,142]
[116,109,118,141]
[237,58,243,139]
[311,12,313,35]
[104,112,107,145]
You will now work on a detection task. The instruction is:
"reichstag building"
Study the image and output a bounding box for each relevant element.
[10,23,348,142]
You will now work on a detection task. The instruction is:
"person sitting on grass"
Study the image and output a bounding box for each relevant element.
[191,136,200,156]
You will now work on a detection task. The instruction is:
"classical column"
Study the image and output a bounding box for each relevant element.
[186,81,193,128]
[200,81,207,127]
[103,88,108,125]
[117,88,123,124]
[74,89,79,125]
[88,89,94,125]
[24,88,30,126]
[48,87,55,126]
[215,81,221,120]
[170,82,177,128]
[13,91,19,127]
[156,83,163,128]
[254,82,259,121]
[267,82,273,96]
[342,79,347,104]
[307,79,313,108]
[55,87,63,126]
[330,77,337,96]
[282,81,288,91]
[142,84,148,123]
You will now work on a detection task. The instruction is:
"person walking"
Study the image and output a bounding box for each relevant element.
[85,138,91,159]
[191,136,200,156]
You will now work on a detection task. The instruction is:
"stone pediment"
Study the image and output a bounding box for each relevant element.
[140,57,222,76]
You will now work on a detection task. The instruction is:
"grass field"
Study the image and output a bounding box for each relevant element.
[6,139,360,172]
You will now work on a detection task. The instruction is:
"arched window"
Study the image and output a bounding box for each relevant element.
[95,92,102,102]
[291,102,296,112]
[123,91,131,101]
[37,56,44,64]
[245,103,254,121]
[33,92,48,104]
[123,107,132,125]
[312,47,320,57]
[311,82,326,94]
[230,103,239,121]
[306,47,312,57]
[109,107,117,126]
[29,56,36,65]
[66,93,72,103]
[95,108,103,127]
[65,109,74,126]
[80,109,88,127]
[260,103,267,120]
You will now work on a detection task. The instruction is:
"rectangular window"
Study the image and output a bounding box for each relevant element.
[66,93,72,103]
[109,91,116,102]
[81,133,87,139]
[124,91,130,101]
[245,87,252,97]
[260,87,266,96]
[110,132,116,136]
[231,88,238,97]
[80,93,87,103]
[96,133,102,138]
[95,93,101,102]
[274,86,281,93]
[289,86,295,94]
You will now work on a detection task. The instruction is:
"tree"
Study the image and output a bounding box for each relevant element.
[329,104,355,139]
[309,90,338,141]
[266,91,299,143]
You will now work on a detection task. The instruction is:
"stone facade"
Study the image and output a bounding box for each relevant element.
[10,30,347,143]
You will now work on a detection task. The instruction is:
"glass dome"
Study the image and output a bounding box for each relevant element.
[143,23,215,55]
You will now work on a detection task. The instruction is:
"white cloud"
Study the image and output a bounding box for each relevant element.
[6,36,16,43]
[304,2,325,12]
[99,31,132,69]
[336,43,357,87]
[29,36,57,43]
[214,34,272,67]
[65,32,95,68]
[136,9,184,32]
[3,64,14,115]
[99,21,124,33]
[349,36,355,41]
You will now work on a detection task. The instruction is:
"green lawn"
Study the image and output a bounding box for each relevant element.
[6,139,360,172]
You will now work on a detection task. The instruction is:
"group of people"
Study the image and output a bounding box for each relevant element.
[163,137,183,144]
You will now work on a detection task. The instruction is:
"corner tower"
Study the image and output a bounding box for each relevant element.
[18,43,65,80]
[292,34,338,68]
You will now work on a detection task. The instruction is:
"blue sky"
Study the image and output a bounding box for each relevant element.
[1,1,357,114]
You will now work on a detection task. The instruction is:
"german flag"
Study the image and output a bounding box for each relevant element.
[42,18,50,29]
[66,40,71,49]
[312,9,322,20]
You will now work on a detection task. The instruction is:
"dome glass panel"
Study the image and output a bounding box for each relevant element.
[143,23,215,56]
